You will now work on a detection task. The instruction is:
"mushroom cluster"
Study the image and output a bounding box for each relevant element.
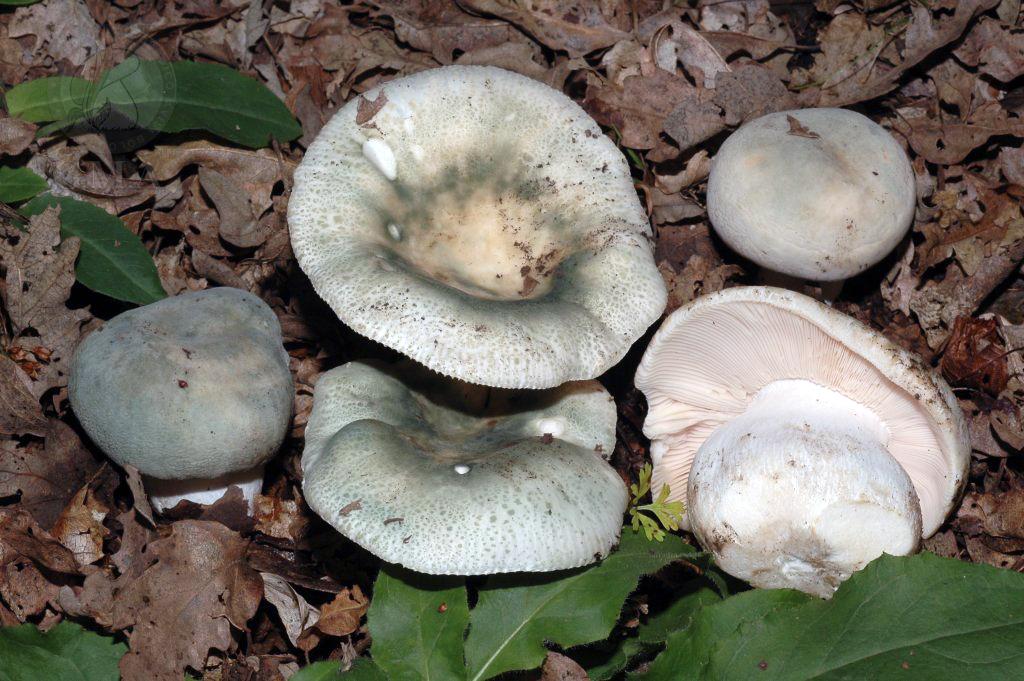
[287,65,665,574]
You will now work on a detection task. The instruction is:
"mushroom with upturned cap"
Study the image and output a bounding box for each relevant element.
[69,288,294,512]
[301,361,626,575]
[634,286,969,597]
[288,65,666,389]
[707,109,915,296]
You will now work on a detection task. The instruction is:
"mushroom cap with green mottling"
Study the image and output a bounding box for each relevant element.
[287,65,666,389]
[69,288,294,480]
[301,361,626,575]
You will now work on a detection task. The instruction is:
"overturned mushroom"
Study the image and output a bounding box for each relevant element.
[288,65,666,389]
[707,109,915,298]
[69,288,294,512]
[635,287,969,597]
[301,361,626,574]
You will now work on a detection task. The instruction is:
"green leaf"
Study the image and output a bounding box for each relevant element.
[367,565,468,681]
[291,660,387,681]
[6,59,301,149]
[21,194,166,305]
[0,166,47,203]
[4,77,94,124]
[0,621,126,681]
[637,552,1024,680]
[585,583,721,681]
[0,0,42,5]
[464,532,696,681]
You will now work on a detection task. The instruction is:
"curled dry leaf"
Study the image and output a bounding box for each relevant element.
[0,208,93,398]
[51,485,109,568]
[261,572,320,647]
[940,316,1009,396]
[0,116,36,156]
[0,561,59,621]
[72,520,263,681]
[0,509,79,575]
[0,354,47,436]
[315,585,368,637]
[458,0,630,58]
[0,420,102,529]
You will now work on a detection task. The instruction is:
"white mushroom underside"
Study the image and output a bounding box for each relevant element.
[687,380,921,598]
[144,465,265,513]
[288,66,666,389]
[635,287,969,537]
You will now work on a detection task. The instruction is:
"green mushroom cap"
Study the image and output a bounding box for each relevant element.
[301,361,627,575]
[69,288,294,481]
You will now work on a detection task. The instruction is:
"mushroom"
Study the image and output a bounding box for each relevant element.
[634,286,969,597]
[69,288,294,512]
[301,361,626,574]
[288,65,666,389]
[706,109,915,299]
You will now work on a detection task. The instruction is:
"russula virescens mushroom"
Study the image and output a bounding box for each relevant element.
[287,65,666,389]
[634,286,969,597]
[707,108,915,297]
[301,361,626,574]
[69,288,293,512]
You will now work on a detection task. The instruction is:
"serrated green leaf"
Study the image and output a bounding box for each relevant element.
[4,77,94,124]
[0,166,47,203]
[636,552,1024,680]
[21,194,166,305]
[464,532,696,681]
[367,565,468,681]
[0,621,126,681]
[585,583,721,681]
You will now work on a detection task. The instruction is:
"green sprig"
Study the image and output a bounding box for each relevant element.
[628,463,685,542]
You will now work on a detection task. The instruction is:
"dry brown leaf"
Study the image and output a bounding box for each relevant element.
[0,509,79,574]
[893,103,1024,166]
[254,495,307,542]
[712,62,794,127]
[52,486,108,568]
[459,0,630,58]
[0,116,36,156]
[585,68,712,150]
[653,21,730,89]
[41,144,155,214]
[138,141,293,218]
[940,316,1009,396]
[0,354,46,436]
[261,572,319,646]
[197,167,271,249]
[0,419,102,529]
[8,0,100,68]
[378,0,522,64]
[315,585,368,637]
[73,520,263,681]
[0,208,93,398]
[541,651,590,681]
[0,561,59,621]
[955,17,1024,83]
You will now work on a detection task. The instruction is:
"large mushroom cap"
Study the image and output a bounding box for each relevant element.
[301,361,626,575]
[707,108,916,281]
[634,286,969,538]
[69,287,294,481]
[288,65,666,389]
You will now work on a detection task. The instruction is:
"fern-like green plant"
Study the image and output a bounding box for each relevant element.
[628,463,685,542]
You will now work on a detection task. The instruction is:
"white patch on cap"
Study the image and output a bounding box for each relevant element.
[362,138,397,180]
[537,417,566,438]
[454,464,471,475]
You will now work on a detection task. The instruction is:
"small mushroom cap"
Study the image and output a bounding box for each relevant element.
[69,288,294,480]
[707,108,916,281]
[301,361,626,575]
[634,286,969,537]
[288,65,666,389]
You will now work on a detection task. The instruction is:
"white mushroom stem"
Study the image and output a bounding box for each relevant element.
[757,268,843,304]
[686,379,922,598]
[144,464,265,514]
